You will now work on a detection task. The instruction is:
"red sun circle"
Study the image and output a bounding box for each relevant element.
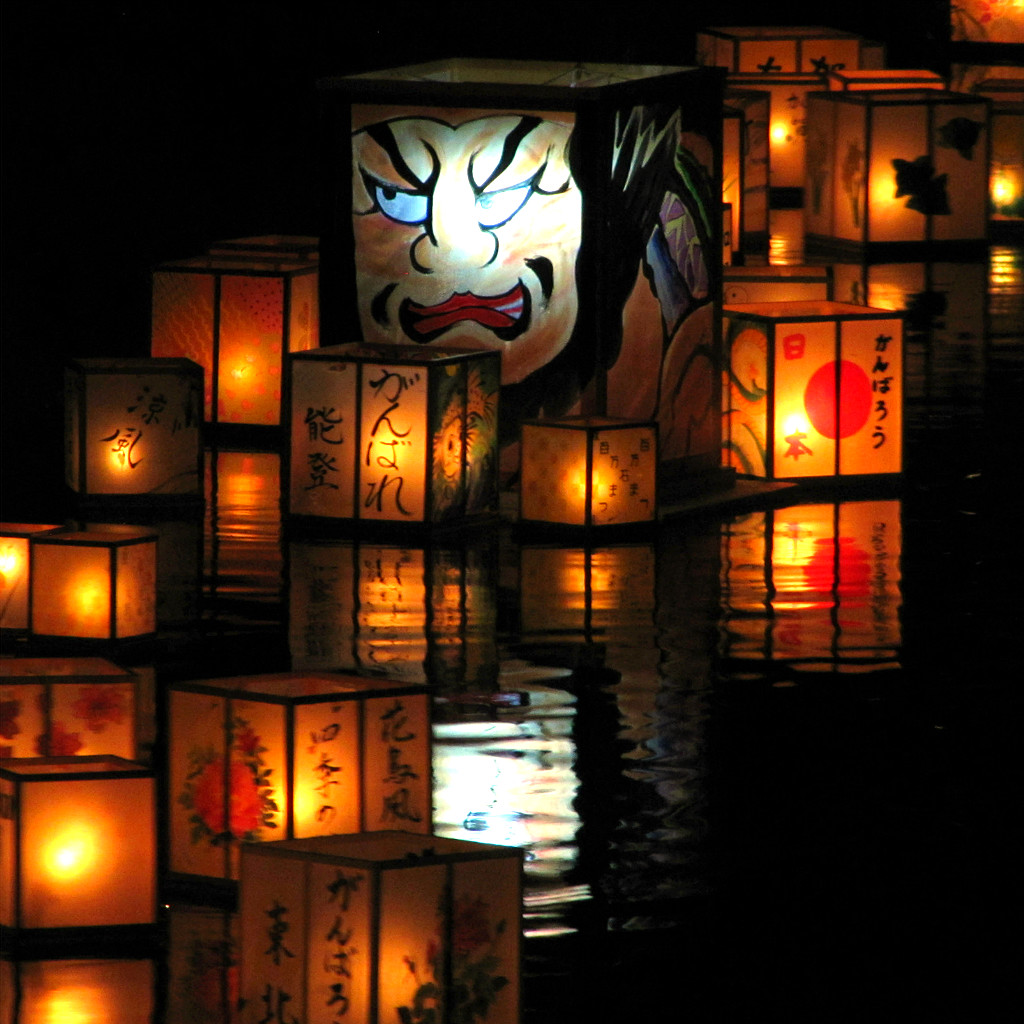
[803,360,873,440]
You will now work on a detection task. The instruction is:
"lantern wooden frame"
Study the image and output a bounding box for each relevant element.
[166,672,433,888]
[0,523,64,633]
[239,831,523,1024]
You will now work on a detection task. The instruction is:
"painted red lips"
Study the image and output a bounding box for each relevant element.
[404,284,526,336]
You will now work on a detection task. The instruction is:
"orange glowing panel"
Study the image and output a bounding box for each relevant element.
[0,757,156,939]
[28,528,157,642]
[723,300,902,479]
[151,256,318,426]
[167,673,431,885]
[239,832,521,1024]
[520,417,658,528]
[0,524,63,633]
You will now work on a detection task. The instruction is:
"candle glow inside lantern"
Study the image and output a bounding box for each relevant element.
[519,416,658,528]
[287,343,501,527]
[28,527,157,642]
[64,357,203,498]
[723,89,770,260]
[239,832,522,1024]
[0,524,63,633]
[0,657,142,760]
[168,672,432,885]
[151,255,319,426]
[0,756,157,939]
[722,300,903,480]
[804,89,991,254]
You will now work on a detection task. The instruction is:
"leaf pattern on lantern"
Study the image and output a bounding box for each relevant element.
[936,116,984,160]
[892,157,951,215]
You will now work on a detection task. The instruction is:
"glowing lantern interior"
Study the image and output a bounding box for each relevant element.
[0,524,63,632]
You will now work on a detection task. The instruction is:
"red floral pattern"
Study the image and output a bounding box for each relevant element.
[190,758,265,839]
[72,684,127,733]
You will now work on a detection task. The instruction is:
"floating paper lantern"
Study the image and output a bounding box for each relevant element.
[519,417,658,528]
[64,357,203,499]
[239,832,522,1024]
[723,89,770,259]
[151,255,319,427]
[0,756,157,943]
[167,672,432,885]
[723,265,833,304]
[805,89,991,254]
[287,343,500,528]
[0,524,63,633]
[722,300,903,479]
[28,527,158,643]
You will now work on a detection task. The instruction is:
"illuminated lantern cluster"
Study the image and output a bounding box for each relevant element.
[167,672,432,885]
[722,300,903,480]
[65,357,203,499]
[239,831,522,1024]
[0,756,157,941]
[151,255,319,427]
[0,523,63,633]
[519,417,658,528]
[287,343,501,528]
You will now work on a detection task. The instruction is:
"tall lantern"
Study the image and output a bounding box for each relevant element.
[723,89,770,260]
[239,832,522,1024]
[972,78,1024,230]
[318,58,725,473]
[28,527,158,643]
[0,523,63,633]
[804,89,991,256]
[167,672,432,887]
[287,343,501,528]
[64,357,203,500]
[722,300,903,480]
[151,255,319,428]
[0,756,157,945]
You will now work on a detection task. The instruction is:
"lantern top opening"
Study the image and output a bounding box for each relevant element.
[1,522,63,535]
[524,415,656,431]
[0,657,129,680]
[702,25,864,40]
[32,527,157,545]
[155,255,316,275]
[179,671,425,699]
[822,88,987,105]
[0,755,148,780]
[723,299,902,320]
[300,342,493,366]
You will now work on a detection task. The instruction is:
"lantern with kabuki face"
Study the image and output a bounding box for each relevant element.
[0,756,157,942]
[64,357,203,499]
[723,89,770,260]
[29,527,157,643]
[805,89,990,255]
[722,300,903,480]
[167,672,431,886]
[0,524,63,633]
[151,256,319,427]
[287,343,500,527]
[239,832,522,1024]
[520,416,658,528]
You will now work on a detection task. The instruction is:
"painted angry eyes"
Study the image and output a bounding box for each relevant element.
[367,176,535,229]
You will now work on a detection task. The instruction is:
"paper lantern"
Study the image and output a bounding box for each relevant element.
[723,89,770,260]
[805,89,991,255]
[0,657,142,760]
[239,832,522,1024]
[520,417,658,528]
[318,58,725,473]
[28,527,158,642]
[167,672,432,886]
[971,78,1024,227]
[723,265,832,304]
[151,255,319,427]
[166,904,238,1024]
[722,300,903,480]
[825,69,945,92]
[0,756,157,942]
[287,343,501,527]
[64,357,203,499]
[0,523,63,633]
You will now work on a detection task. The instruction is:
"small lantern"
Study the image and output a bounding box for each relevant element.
[151,255,319,427]
[64,357,203,499]
[972,78,1024,228]
[0,756,157,939]
[239,832,522,1024]
[826,69,945,92]
[0,523,63,633]
[167,672,432,885]
[722,300,903,479]
[287,343,501,527]
[28,527,158,643]
[0,657,142,760]
[723,265,833,304]
[723,89,770,260]
[519,416,658,528]
[805,89,991,254]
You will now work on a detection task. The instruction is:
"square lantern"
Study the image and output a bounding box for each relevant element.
[287,343,501,528]
[64,357,203,500]
[318,58,726,474]
[723,89,770,260]
[804,89,991,256]
[0,756,157,942]
[0,657,142,760]
[519,416,658,528]
[723,265,833,304]
[972,78,1024,228]
[0,523,64,633]
[722,300,903,480]
[151,255,319,427]
[167,672,432,885]
[239,832,522,1024]
[28,527,158,643]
